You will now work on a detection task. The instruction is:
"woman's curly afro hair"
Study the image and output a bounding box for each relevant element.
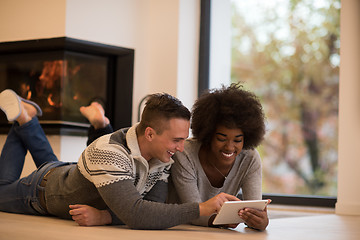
[191,83,266,150]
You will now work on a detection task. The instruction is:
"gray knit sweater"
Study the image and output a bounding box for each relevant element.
[169,138,262,226]
[44,124,199,229]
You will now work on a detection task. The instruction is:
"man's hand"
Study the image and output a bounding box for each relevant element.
[69,204,112,226]
[238,199,271,231]
[199,192,240,216]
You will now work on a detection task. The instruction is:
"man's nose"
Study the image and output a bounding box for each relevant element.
[175,141,185,152]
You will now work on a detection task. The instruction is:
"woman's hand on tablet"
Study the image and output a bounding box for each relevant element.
[239,199,271,231]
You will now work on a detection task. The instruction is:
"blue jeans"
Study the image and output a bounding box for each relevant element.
[0,118,69,215]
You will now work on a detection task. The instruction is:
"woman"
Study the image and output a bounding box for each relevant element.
[169,83,269,230]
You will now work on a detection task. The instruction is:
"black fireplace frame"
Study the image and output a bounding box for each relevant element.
[0,37,134,135]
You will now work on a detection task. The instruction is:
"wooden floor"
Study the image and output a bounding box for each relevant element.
[1,209,359,240]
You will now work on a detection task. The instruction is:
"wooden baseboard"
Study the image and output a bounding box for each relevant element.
[335,201,360,215]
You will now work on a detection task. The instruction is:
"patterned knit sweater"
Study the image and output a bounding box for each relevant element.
[44,124,199,229]
[77,124,172,195]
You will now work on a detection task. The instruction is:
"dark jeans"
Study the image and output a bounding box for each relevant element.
[0,117,113,215]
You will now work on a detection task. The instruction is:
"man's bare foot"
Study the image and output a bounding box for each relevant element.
[16,101,38,125]
[80,102,109,130]
[0,89,42,124]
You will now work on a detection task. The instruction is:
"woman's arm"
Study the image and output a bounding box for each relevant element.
[171,152,214,226]
[240,150,263,200]
[239,150,269,231]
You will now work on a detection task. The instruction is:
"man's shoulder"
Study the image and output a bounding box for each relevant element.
[85,128,131,158]
[107,127,131,154]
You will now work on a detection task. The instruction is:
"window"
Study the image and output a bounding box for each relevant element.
[230,0,340,204]
[199,0,340,206]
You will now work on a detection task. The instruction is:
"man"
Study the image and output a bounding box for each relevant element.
[0,89,238,229]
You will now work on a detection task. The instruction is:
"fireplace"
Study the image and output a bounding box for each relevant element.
[0,37,134,135]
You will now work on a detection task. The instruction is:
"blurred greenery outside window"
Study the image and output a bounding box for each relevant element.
[230,0,340,197]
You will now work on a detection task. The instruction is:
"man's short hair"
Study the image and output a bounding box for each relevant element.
[137,93,191,134]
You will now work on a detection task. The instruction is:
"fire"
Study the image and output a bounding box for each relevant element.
[37,60,66,107]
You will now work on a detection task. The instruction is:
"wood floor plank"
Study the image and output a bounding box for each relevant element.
[0,212,359,240]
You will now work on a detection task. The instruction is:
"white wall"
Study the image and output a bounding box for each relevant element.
[0,0,66,41]
[335,0,360,215]
[209,0,231,89]
[177,0,200,110]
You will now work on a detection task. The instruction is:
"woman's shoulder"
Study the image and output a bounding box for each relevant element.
[173,139,201,165]
[240,148,261,158]
[184,138,201,150]
[178,138,200,156]
[238,148,262,165]
[234,149,262,173]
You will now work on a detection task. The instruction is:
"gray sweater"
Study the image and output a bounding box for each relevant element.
[169,139,262,226]
[44,125,199,229]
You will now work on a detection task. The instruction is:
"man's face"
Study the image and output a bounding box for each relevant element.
[149,118,190,163]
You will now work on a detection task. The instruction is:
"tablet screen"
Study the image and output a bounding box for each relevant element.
[213,200,268,225]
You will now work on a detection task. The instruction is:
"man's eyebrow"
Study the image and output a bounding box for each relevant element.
[174,137,187,140]
[216,132,244,137]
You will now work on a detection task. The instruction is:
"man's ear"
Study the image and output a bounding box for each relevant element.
[144,127,155,141]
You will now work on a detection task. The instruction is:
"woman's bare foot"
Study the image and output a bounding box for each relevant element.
[16,101,38,125]
[80,102,109,130]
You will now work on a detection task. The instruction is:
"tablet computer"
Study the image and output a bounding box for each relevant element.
[213,200,268,225]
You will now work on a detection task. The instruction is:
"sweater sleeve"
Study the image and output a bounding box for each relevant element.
[143,180,168,203]
[240,150,263,200]
[106,180,168,225]
[97,179,199,229]
[171,152,211,227]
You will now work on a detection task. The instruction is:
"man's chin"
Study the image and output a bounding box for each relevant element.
[160,156,172,163]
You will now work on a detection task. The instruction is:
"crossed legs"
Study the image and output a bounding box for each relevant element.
[0,90,57,183]
[0,89,60,214]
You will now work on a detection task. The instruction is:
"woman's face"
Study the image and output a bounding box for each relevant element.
[209,125,244,164]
